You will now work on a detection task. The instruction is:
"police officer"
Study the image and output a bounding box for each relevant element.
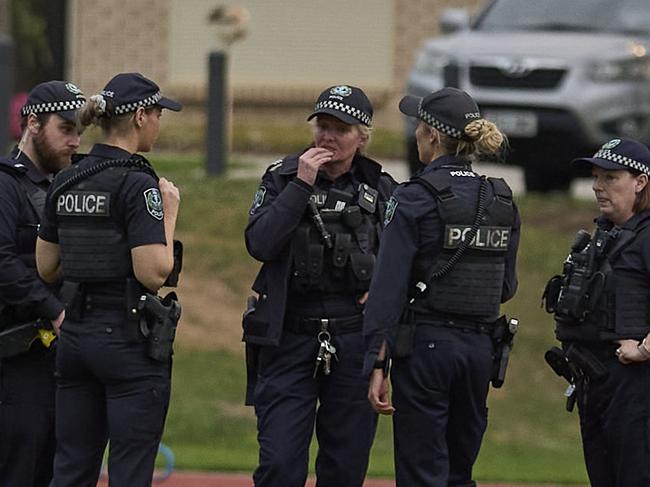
[364,88,520,487]
[244,85,397,487]
[0,80,85,487]
[35,72,182,487]
[543,138,650,487]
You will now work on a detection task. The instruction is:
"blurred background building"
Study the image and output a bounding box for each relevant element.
[1,0,484,129]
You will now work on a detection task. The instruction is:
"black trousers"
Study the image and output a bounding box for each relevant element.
[577,352,650,487]
[392,325,493,487]
[50,309,171,487]
[252,329,378,487]
[0,346,56,487]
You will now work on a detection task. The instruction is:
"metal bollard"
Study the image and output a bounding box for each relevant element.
[206,50,227,176]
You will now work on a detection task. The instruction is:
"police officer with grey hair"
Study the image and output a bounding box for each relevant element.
[244,85,397,487]
[36,72,182,487]
[0,80,85,487]
[544,138,650,487]
[364,87,520,487]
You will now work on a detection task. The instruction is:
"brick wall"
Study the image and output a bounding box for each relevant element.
[67,0,170,94]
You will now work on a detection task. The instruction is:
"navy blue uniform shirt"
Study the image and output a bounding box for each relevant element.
[363,155,520,371]
[39,144,166,295]
[39,143,166,249]
[0,148,63,320]
[245,150,397,346]
[596,209,650,282]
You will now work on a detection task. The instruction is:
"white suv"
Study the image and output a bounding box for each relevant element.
[405,0,650,191]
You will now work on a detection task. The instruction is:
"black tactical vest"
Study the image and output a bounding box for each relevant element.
[290,181,381,294]
[0,159,46,270]
[411,169,515,319]
[51,157,157,282]
[545,223,650,342]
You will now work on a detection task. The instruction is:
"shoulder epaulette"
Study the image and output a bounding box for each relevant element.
[268,159,283,172]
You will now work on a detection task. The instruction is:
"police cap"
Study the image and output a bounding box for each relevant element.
[307,85,373,127]
[21,80,86,123]
[399,87,482,140]
[573,138,650,176]
[100,72,182,116]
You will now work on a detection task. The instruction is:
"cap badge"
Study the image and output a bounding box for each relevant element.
[65,83,83,95]
[330,85,352,97]
[602,139,621,150]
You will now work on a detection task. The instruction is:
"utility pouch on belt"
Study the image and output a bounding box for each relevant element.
[394,307,416,358]
[242,294,271,340]
[162,240,183,287]
[490,315,519,388]
[60,281,83,320]
[138,292,181,362]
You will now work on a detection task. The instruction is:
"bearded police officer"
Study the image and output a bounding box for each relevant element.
[0,81,85,487]
[544,138,650,487]
[364,88,520,487]
[35,73,182,487]
[244,85,397,487]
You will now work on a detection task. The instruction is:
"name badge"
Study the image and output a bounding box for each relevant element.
[56,191,111,217]
[444,225,511,251]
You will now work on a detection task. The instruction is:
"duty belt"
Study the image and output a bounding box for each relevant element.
[286,314,363,335]
[414,312,493,334]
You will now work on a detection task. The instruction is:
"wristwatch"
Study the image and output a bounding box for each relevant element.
[373,358,387,370]
[373,358,390,377]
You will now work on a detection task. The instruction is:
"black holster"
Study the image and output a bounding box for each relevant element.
[490,315,518,388]
[393,306,416,358]
[243,295,259,405]
[138,291,182,362]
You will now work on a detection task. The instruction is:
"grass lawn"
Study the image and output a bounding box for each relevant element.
[151,153,594,484]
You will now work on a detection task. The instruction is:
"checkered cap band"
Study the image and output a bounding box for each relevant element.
[112,91,162,115]
[21,99,86,117]
[314,100,371,126]
[594,149,650,175]
[418,102,463,139]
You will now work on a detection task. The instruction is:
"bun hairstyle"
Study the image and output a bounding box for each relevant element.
[463,118,506,155]
[78,93,115,129]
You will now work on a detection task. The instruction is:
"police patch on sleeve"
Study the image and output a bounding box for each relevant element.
[383,196,398,226]
[249,185,267,215]
[144,188,164,220]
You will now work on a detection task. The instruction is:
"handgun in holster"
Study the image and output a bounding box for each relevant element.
[490,316,519,388]
[545,346,580,412]
[137,291,182,362]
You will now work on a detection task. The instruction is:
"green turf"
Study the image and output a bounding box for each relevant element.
[149,154,594,484]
